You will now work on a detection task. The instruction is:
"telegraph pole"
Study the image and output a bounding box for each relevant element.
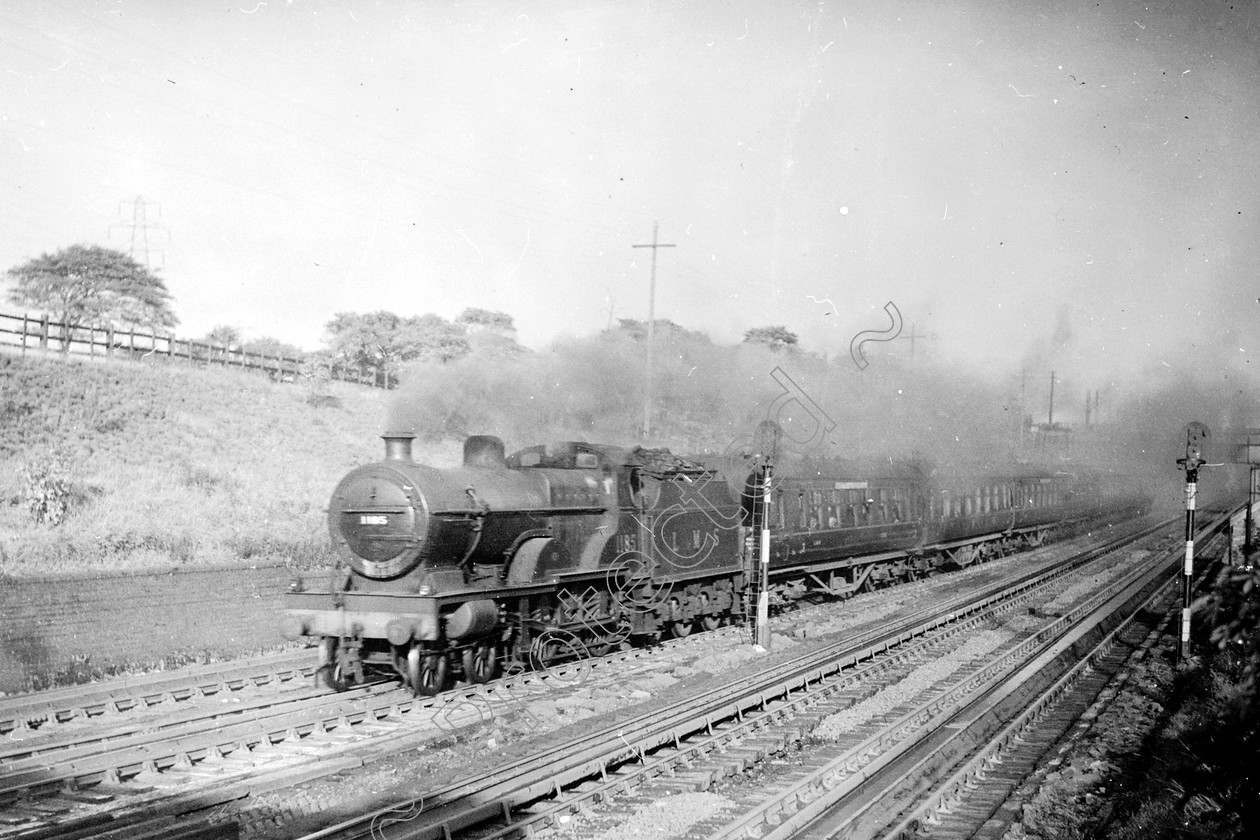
[631,221,674,439]
[1047,370,1056,427]
[894,322,933,361]
[1234,429,1260,558]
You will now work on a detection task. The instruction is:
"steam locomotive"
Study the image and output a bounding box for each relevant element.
[281,432,1150,695]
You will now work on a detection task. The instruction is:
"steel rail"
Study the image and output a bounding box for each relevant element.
[0,650,318,735]
[0,511,1192,839]
[297,515,1181,840]
[726,504,1238,840]
[874,519,1234,840]
[0,679,417,797]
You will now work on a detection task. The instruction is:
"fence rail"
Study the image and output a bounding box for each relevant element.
[0,311,384,387]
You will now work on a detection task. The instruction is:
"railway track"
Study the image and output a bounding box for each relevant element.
[0,618,744,839]
[0,506,1231,840]
[0,651,318,736]
[867,523,1230,840]
[702,521,1225,840]
[275,510,1212,840]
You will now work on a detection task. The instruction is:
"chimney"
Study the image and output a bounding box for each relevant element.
[382,431,416,462]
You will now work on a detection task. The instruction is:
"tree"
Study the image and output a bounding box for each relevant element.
[457,307,526,357]
[614,318,710,345]
[743,325,799,352]
[203,325,241,349]
[325,311,471,387]
[407,313,474,363]
[5,245,179,340]
[456,307,515,335]
[467,330,528,359]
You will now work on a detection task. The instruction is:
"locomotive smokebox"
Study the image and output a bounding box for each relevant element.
[463,435,507,469]
[382,431,416,462]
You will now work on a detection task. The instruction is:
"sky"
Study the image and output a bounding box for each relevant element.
[2,0,1258,405]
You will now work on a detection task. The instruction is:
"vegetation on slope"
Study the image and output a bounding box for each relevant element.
[0,353,405,577]
[0,315,1234,578]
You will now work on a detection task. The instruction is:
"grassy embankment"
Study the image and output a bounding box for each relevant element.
[0,352,434,578]
[1,326,1216,577]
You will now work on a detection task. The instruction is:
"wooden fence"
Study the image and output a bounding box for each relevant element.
[0,311,385,387]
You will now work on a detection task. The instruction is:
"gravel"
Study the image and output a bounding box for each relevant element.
[813,628,1013,739]
[563,792,733,840]
[227,531,1141,839]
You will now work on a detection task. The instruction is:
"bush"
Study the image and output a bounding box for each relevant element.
[19,445,73,526]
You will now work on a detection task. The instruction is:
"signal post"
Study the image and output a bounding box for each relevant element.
[1175,422,1210,665]
[751,420,780,651]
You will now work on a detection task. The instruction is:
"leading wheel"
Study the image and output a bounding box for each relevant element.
[404,643,423,695]
[461,643,501,684]
[318,637,349,692]
[417,650,450,696]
